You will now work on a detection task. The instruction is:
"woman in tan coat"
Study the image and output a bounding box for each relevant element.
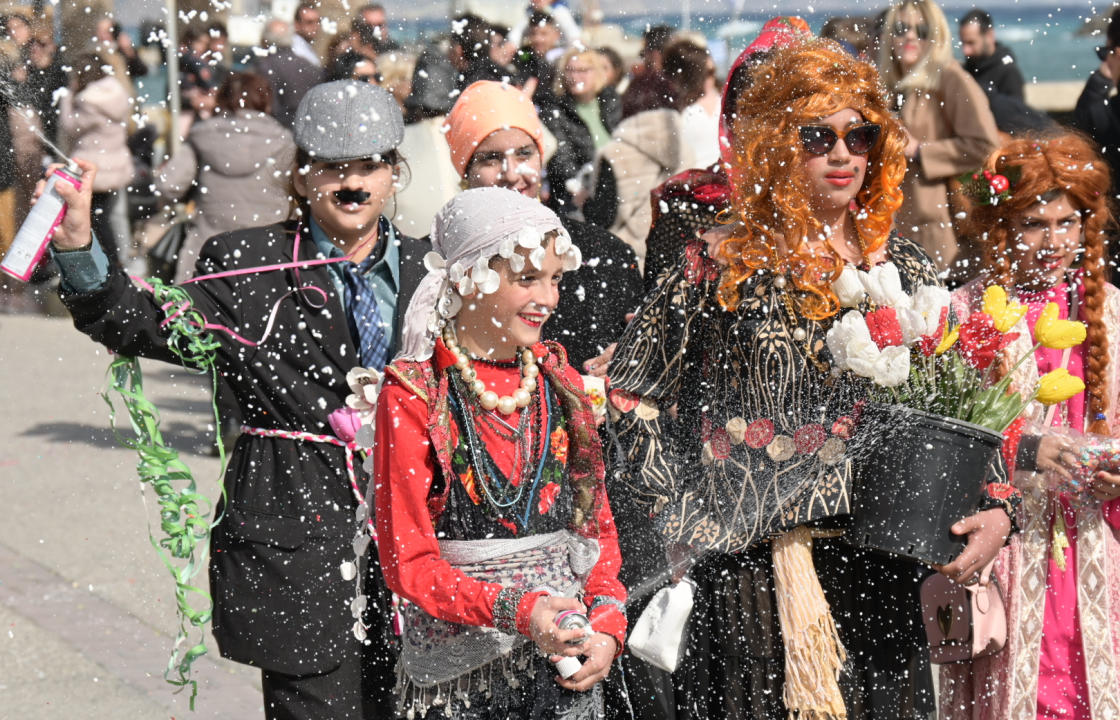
[880,0,999,282]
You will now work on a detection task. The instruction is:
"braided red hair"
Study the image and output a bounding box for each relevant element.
[965,132,1115,435]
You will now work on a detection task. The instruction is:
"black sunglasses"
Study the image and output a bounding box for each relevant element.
[799,123,882,156]
[1097,45,1114,61]
[892,21,930,40]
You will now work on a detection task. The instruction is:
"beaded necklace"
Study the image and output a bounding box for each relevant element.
[467,357,528,440]
[773,273,833,377]
[446,355,552,518]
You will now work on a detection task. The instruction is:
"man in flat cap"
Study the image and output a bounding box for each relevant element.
[43,80,428,718]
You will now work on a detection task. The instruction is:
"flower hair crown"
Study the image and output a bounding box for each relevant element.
[959,166,1022,207]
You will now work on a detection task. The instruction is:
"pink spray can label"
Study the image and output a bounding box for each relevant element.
[1,165,82,282]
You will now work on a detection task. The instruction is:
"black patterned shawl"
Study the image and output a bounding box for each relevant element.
[607,234,942,554]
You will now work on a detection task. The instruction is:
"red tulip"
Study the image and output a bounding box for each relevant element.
[865,307,904,349]
[957,312,1019,371]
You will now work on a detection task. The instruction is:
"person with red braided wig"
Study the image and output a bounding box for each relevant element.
[943,132,1120,719]
[608,40,1014,720]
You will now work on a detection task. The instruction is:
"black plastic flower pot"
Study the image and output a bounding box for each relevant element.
[851,404,998,566]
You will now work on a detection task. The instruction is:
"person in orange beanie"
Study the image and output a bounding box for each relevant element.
[443,80,641,371]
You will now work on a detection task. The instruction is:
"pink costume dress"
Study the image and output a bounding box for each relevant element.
[943,278,1120,720]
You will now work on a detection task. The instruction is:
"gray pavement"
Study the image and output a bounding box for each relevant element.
[0,313,262,719]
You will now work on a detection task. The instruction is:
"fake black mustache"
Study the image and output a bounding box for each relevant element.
[334,189,371,204]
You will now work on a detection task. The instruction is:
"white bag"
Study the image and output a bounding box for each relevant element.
[627,577,695,673]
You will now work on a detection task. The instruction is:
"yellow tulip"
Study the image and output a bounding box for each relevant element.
[1034,302,1087,350]
[982,286,1028,333]
[1036,368,1086,406]
[935,326,960,355]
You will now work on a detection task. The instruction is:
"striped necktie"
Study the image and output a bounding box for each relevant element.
[342,255,390,370]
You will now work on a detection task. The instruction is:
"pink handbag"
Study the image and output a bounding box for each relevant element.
[920,565,1007,664]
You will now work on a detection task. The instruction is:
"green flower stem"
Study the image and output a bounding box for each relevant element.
[988,341,1043,398]
[965,341,1043,431]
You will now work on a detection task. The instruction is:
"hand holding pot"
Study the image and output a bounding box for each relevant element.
[936,508,1011,585]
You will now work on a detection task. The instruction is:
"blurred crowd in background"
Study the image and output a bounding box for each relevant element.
[1,0,1119,314]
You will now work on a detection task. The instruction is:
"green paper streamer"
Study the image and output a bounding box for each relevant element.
[101,280,226,709]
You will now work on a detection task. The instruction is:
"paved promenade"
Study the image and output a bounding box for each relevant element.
[0,313,261,719]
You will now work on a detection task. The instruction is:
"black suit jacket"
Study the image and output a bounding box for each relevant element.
[61,220,427,677]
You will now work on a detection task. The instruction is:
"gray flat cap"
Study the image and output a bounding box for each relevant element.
[293,80,404,162]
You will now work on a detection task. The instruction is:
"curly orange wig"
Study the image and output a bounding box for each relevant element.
[718,40,908,320]
[966,132,1114,435]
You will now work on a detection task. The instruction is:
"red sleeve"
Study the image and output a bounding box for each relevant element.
[375,377,545,629]
[1001,416,1026,476]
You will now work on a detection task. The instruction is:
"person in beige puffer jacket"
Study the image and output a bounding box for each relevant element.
[155,71,296,283]
[60,51,133,266]
[583,107,696,272]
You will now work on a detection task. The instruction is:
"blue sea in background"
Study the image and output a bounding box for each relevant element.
[399,3,1103,83]
[605,4,1101,83]
[131,1,1104,107]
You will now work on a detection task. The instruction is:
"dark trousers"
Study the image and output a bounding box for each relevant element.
[260,633,397,720]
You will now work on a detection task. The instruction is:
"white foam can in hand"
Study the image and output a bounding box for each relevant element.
[1,165,82,282]
[554,655,582,679]
[553,609,591,678]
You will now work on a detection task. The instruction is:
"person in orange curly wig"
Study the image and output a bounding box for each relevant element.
[607,39,1014,720]
[718,39,909,321]
[943,132,1120,720]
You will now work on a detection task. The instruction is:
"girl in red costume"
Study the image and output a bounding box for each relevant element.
[374,187,627,719]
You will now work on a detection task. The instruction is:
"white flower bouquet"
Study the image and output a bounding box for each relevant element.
[825,264,1086,434]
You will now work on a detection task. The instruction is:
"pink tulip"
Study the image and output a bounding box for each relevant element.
[328,407,362,444]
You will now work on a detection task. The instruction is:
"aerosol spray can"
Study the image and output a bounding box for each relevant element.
[553,609,591,679]
[1,162,82,282]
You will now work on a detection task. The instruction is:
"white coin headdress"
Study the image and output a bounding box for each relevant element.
[398,187,581,361]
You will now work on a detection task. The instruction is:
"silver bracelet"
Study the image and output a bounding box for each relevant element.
[589,595,627,615]
[493,586,527,634]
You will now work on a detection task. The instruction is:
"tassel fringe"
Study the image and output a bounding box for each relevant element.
[772,526,849,720]
[397,640,538,719]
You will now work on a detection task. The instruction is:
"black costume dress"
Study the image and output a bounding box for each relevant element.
[608,234,942,719]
